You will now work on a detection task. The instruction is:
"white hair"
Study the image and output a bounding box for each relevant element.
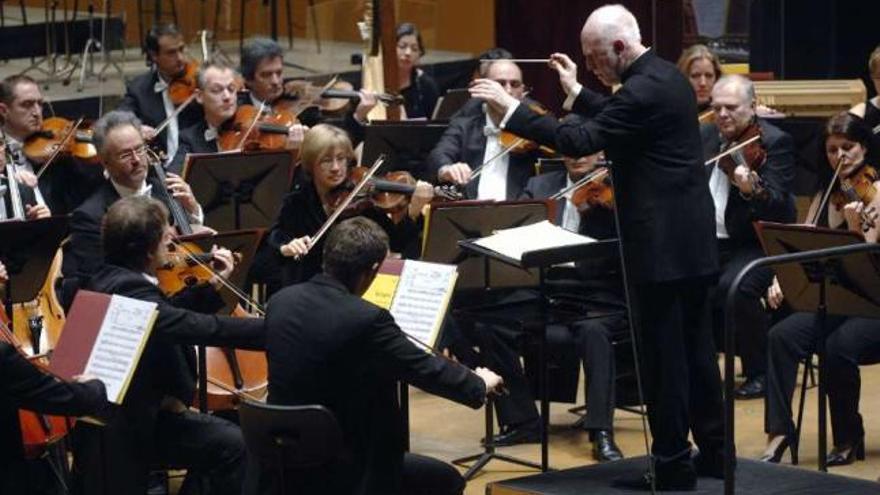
[713,74,755,103]
[583,4,642,46]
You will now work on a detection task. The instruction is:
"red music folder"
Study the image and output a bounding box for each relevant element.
[49,290,158,404]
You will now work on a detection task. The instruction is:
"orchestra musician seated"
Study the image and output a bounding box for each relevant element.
[239,38,375,144]
[761,112,880,466]
[0,75,102,216]
[676,44,722,116]
[700,74,796,399]
[169,62,242,174]
[71,195,265,495]
[267,124,432,290]
[395,22,440,119]
[117,23,204,160]
[259,216,503,495]
[426,59,539,200]
[60,111,206,307]
[0,264,109,495]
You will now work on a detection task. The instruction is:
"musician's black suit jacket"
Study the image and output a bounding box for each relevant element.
[0,342,106,495]
[700,119,797,245]
[117,70,204,155]
[426,104,537,200]
[168,120,218,175]
[264,273,485,495]
[60,176,177,307]
[505,50,718,284]
[74,263,264,494]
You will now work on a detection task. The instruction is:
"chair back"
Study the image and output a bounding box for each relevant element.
[239,401,343,469]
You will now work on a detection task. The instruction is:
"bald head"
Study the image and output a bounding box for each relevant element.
[711,74,755,105]
[579,4,646,86]
[582,4,642,46]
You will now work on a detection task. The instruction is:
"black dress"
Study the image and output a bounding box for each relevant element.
[400,68,440,119]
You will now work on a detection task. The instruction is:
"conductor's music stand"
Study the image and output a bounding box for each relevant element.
[753,222,880,473]
[455,224,617,478]
[0,216,68,355]
[360,121,448,181]
[183,149,296,231]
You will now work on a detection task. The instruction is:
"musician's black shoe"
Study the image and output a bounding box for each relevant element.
[591,430,624,462]
[734,375,766,399]
[612,469,697,491]
[482,419,541,447]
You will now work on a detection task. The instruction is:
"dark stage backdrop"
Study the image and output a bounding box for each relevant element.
[495,0,684,114]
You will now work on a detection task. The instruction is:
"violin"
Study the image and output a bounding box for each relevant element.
[217,104,299,151]
[499,130,556,156]
[715,122,766,177]
[551,166,614,212]
[0,312,71,459]
[325,166,461,223]
[168,60,199,106]
[22,117,98,165]
[830,164,879,232]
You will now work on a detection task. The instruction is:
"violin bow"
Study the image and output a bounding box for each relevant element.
[704,133,762,167]
[468,136,526,182]
[549,167,609,201]
[235,101,268,151]
[308,155,386,250]
[810,154,847,227]
[205,375,265,403]
[153,93,199,137]
[36,116,85,180]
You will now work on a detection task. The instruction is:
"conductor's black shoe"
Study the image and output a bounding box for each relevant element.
[612,471,697,491]
[482,420,541,446]
[734,375,766,399]
[591,430,624,462]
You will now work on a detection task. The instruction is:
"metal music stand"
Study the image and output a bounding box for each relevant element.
[182,149,296,231]
[454,224,617,478]
[360,121,448,181]
[720,222,880,494]
[0,216,69,354]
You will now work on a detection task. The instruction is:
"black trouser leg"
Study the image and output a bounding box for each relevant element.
[154,410,247,495]
[764,313,827,436]
[574,315,620,431]
[825,317,880,448]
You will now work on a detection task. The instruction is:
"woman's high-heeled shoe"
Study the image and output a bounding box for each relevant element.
[759,435,797,464]
[826,439,866,467]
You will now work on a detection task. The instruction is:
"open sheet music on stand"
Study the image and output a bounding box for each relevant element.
[362,259,458,350]
[49,291,159,406]
[468,220,600,267]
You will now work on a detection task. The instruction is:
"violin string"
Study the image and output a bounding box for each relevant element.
[204,375,265,403]
[309,155,386,249]
[170,239,267,316]
[469,137,524,182]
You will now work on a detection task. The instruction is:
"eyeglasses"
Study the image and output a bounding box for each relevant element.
[492,79,524,90]
[116,144,148,163]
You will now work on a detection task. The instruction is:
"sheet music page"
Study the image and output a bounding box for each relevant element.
[389,260,458,350]
[83,295,158,404]
[472,220,595,261]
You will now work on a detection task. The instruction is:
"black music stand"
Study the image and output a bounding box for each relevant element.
[431,88,471,120]
[753,222,880,472]
[182,149,296,232]
[360,121,448,181]
[0,216,68,354]
[453,229,617,478]
[421,200,548,291]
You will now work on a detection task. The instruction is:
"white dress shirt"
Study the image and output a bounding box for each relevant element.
[560,174,581,233]
[476,111,510,201]
[154,76,179,165]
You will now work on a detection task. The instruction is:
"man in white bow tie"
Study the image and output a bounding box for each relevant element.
[169,62,242,174]
[118,23,204,161]
[425,59,538,200]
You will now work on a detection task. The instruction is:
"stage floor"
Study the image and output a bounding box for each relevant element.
[406,357,880,495]
[487,456,880,494]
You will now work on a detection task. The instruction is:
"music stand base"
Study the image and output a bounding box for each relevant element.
[452,451,543,481]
